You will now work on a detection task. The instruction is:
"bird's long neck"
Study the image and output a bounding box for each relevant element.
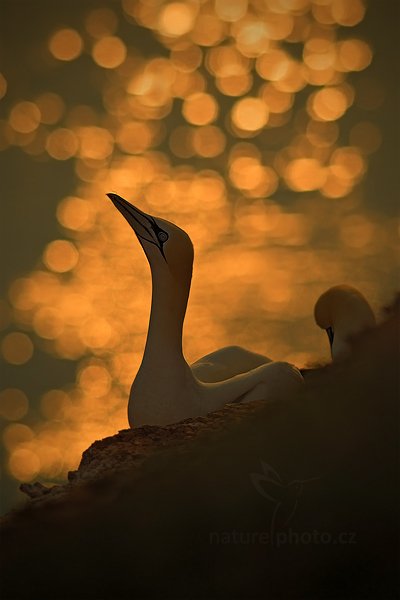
[129,256,200,427]
[140,267,191,376]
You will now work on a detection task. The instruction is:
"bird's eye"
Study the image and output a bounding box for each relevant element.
[157,231,168,243]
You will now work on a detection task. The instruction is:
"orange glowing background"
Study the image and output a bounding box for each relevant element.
[0,0,398,513]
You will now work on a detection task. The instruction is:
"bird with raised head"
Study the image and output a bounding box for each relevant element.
[314,284,376,361]
[107,193,303,427]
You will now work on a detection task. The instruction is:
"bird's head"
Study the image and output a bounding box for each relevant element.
[314,284,376,361]
[107,193,194,283]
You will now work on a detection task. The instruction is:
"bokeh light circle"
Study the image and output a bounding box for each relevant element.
[1,333,34,365]
[0,389,29,421]
[9,102,41,134]
[43,240,79,273]
[158,2,196,37]
[92,36,127,69]
[49,28,83,61]
[182,93,219,125]
[231,97,269,131]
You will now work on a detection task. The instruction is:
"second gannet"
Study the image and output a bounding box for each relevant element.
[107,193,303,427]
[314,284,376,361]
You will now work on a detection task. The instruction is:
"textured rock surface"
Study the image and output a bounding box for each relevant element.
[17,400,268,508]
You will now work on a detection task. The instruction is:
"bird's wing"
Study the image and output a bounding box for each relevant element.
[191,346,272,383]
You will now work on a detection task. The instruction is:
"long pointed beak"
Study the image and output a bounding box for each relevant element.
[106,193,168,260]
[106,193,153,233]
[326,326,334,347]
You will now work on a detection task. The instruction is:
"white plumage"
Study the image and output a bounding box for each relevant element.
[107,193,303,427]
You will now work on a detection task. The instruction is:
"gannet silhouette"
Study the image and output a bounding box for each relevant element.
[107,193,303,427]
[314,284,376,361]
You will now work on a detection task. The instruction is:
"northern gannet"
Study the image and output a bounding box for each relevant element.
[314,284,376,361]
[107,193,303,427]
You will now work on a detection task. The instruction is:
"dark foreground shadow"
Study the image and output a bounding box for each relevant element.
[0,304,399,600]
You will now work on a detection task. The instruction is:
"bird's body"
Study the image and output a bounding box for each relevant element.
[107,194,303,427]
[191,346,273,383]
[314,284,376,361]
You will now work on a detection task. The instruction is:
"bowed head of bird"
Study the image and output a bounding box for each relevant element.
[314,284,376,361]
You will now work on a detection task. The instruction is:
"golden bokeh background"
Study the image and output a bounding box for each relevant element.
[0,0,398,513]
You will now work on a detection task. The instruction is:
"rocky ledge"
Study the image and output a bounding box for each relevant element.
[18,399,268,507]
